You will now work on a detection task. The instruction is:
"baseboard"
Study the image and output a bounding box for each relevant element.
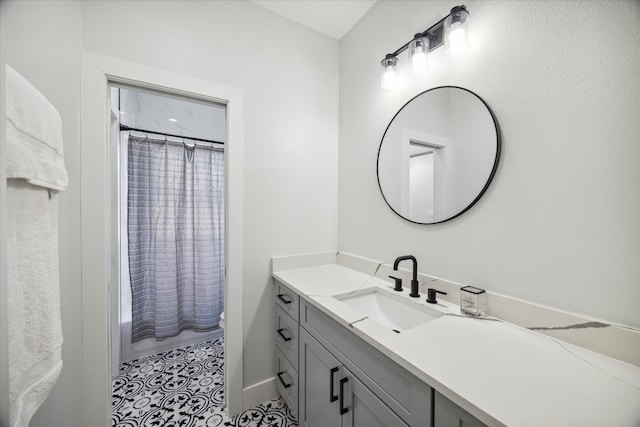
[242,376,277,411]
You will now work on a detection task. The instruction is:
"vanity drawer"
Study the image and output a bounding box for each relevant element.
[275,305,299,366]
[275,280,299,322]
[300,300,431,427]
[276,347,298,419]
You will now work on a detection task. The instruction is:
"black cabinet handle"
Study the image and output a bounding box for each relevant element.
[277,294,293,304]
[276,371,292,389]
[339,377,349,415]
[329,367,339,402]
[277,328,292,342]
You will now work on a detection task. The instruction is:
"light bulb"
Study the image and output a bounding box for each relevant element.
[409,35,429,74]
[448,23,468,54]
[411,51,427,74]
[445,6,470,55]
[380,55,399,90]
[381,67,398,90]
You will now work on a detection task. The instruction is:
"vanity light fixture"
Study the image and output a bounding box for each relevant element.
[380,5,469,89]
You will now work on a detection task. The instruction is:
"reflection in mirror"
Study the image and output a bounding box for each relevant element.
[409,143,435,222]
[377,86,500,224]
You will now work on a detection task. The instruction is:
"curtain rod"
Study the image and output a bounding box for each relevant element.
[120,124,224,145]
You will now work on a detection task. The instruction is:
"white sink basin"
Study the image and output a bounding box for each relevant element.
[334,287,444,332]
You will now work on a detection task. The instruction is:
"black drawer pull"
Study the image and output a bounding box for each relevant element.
[277,328,292,342]
[339,377,349,415]
[277,371,292,389]
[329,367,339,402]
[277,294,293,304]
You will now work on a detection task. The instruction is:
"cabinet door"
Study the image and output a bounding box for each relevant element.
[299,328,342,427]
[341,371,409,427]
[300,299,431,426]
[434,391,486,427]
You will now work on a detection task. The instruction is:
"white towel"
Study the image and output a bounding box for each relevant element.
[6,65,66,427]
[6,65,68,191]
[7,181,64,427]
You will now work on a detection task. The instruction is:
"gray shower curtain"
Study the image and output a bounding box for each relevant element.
[127,135,224,342]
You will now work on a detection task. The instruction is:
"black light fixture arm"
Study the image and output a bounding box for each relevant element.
[383,5,467,60]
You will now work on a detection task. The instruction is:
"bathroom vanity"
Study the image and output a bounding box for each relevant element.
[276,280,479,427]
[272,258,640,427]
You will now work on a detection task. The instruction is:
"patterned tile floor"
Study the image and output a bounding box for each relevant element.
[112,338,297,427]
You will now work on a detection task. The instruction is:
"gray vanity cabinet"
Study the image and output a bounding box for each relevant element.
[299,299,431,427]
[433,391,486,427]
[275,282,300,419]
[299,327,408,427]
[274,279,484,427]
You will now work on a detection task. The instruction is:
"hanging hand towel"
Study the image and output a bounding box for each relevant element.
[5,64,68,190]
[6,64,67,427]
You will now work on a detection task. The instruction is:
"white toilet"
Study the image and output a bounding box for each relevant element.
[219,311,225,329]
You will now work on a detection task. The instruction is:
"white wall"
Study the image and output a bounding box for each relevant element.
[2,0,337,424]
[0,6,8,426]
[447,88,496,209]
[81,0,338,401]
[1,1,83,426]
[339,0,640,328]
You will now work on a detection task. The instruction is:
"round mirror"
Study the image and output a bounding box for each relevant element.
[377,86,500,224]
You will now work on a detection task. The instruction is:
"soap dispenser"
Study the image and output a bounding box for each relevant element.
[460,286,486,316]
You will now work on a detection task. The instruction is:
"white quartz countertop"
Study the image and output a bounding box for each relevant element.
[273,264,640,427]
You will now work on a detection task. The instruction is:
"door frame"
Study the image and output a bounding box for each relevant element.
[80,52,244,425]
[110,84,225,365]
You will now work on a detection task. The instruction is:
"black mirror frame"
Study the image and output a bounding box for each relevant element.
[376,86,501,225]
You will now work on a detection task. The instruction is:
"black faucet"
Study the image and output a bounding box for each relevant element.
[393,255,420,298]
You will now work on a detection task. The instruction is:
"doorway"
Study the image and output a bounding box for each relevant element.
[109,85,226,364]
[81,53,245,422]
[409,143,436,222]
